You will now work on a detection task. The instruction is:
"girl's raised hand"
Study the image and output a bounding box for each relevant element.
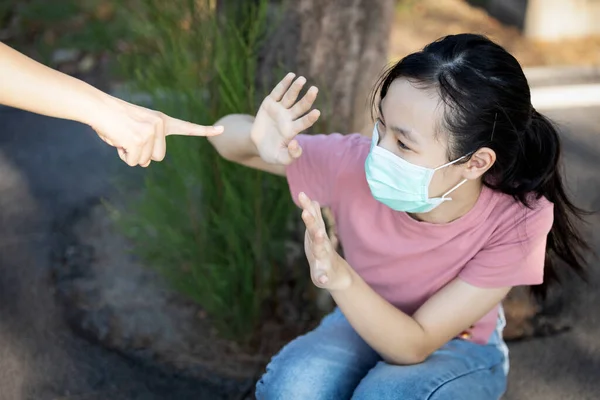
[250,73,320,165]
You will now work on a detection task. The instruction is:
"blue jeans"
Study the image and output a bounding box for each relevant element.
[256,308,508,400]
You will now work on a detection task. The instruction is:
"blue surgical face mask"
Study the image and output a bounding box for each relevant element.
[365,123,468,213]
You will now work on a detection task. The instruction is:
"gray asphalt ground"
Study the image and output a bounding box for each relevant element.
[0,107,219,400]
[504,104,600,400]
[0,87,598,399]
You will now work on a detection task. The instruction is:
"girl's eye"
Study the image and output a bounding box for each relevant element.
[397,139,410,151]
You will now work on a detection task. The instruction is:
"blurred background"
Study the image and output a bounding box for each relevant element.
[0,1,599,399]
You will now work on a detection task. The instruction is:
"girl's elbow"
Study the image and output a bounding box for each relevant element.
[382,347,430,366]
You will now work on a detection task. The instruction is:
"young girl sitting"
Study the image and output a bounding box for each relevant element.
[209,33,590,400]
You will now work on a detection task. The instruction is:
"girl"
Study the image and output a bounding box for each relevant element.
[209,34,590,399]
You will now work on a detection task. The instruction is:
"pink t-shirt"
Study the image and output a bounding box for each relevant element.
[286,133,554,344]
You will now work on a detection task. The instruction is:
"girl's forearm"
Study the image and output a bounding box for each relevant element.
[209,113,258,162]
[331,262,429,365]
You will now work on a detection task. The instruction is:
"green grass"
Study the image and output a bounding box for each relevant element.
[109,0,298,343]
[5,0,131,64]
[10,0,313,345]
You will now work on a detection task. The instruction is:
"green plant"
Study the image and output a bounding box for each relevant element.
[6,0,130,58]
[111,0,297,344]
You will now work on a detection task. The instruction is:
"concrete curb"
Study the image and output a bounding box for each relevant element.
[531,83,600,110]
[524,65,600,87]
[523,65,600,110]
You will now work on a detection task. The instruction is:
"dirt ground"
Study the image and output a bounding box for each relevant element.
[390,0,600,67]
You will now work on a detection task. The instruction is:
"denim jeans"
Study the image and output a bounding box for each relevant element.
[256,307,508,400]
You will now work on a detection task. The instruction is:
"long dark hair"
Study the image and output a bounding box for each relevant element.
[371,33,591,298]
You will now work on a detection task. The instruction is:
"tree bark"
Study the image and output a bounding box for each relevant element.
[249,0,395,311]
[257,0,395,136]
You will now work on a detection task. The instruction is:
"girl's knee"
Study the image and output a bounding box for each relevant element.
[255,355,341,400]
[352,361,506,400]
[256,309,378,399]
[255,338,374,400]
[428,369,505,400]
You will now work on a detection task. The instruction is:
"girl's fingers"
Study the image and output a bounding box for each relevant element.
[298,192,311,208]
[316,270,329,285]
[289,86,319,119]
[302,211,322,248]
[314,200,324,221]
[313,230,329,256]
[269,72,296,102]
[299,193,326,231]
[291,109,321,134]
[288,139,303,159]
[303,212,329,257]
[302,209,318,238]
[312,200,321,220]
[281,76,306,108]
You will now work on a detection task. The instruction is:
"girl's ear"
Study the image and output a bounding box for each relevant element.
[463,147,495,180]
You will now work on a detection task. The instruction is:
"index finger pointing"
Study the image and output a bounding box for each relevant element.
[165,116,224,137]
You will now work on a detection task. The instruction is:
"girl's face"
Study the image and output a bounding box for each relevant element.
[376,78,469,199]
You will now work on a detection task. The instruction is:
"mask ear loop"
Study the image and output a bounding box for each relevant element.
[440,113,498,200]
[434,155,468,170]
[433,153,469,201]
[437,112,498,171]
[441,179,468,200]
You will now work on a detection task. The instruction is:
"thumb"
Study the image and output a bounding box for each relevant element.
[288,139,303,159]
[166,116,224,137]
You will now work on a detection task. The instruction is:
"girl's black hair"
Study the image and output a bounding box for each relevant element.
[371,33,591,298]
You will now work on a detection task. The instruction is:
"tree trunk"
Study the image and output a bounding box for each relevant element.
[250,0,395,311]
[257,0,395,136]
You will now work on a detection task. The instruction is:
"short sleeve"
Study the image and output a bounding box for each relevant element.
[285,133,363,207]
[459,199,554,288]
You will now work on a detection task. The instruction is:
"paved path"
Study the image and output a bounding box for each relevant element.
[504,105,600,400]
[0,107,218,400]
[0,100,598,399]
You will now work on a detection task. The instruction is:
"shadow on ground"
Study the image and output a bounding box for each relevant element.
[0,104,599,399]
[0,106,222,400]
[504,107,600,400]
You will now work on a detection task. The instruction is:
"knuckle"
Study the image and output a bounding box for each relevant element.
[131,134,145,146]
[154,152,166,162]
[154,113,166,126]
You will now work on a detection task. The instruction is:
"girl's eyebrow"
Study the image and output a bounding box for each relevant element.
[390,125,419,145]
[378,103,419,145]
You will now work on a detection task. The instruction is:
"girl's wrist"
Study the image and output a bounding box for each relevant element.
[327,255,355,293]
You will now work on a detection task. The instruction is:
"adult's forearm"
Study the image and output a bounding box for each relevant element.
[0,42,108,126]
